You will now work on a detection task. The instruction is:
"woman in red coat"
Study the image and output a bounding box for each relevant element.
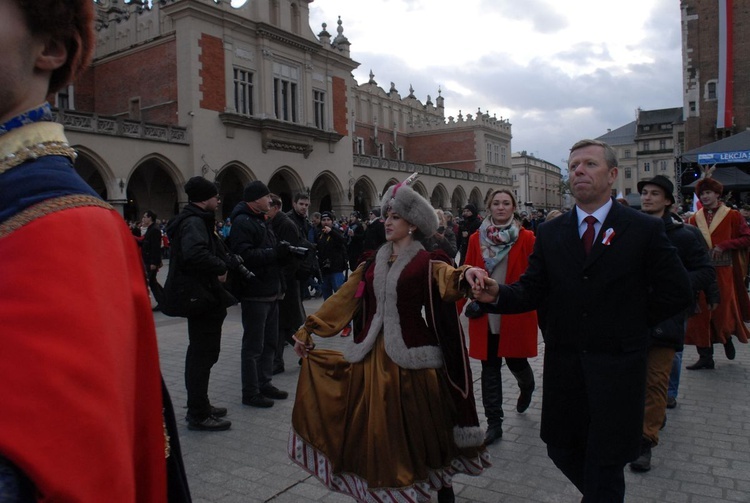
[462,189,538,445]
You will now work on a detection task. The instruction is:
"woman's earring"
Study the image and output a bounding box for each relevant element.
[408,229,413,235]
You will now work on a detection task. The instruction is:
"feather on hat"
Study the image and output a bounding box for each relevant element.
[695,164,723,195]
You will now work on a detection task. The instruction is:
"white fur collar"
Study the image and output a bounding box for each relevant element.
[344,240,443,368]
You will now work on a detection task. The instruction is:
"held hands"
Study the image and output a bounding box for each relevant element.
[293,334,315,358]
[711,246,724,261]
[464,267,500,303]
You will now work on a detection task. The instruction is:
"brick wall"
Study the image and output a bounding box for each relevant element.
[199,34,225,112]
[408,130,476,171]
[332,76,348,136]
[87,41,178,124]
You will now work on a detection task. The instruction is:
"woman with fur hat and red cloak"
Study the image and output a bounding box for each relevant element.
[289,176,491,503]
[685,175,750,369]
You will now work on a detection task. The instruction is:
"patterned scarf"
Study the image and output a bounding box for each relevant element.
[479,216,519,273]
[0,103,52,137]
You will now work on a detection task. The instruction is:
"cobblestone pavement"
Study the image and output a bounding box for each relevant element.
[153,275,750,502]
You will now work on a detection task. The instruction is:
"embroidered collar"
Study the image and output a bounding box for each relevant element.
[0,122,76,174]
[0,103,53,137]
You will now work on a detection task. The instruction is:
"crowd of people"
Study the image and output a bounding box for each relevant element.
[3,1,749,500]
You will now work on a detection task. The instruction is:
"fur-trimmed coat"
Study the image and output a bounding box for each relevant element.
[295,240,483,447]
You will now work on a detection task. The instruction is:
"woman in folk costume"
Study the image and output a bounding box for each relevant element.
[459,189,538,446]
[288,174,491,503]
[685,172,750,369]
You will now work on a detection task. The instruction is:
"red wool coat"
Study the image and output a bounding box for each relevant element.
[461,227,538,360]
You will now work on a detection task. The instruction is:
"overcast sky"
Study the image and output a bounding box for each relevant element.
[307,0,684,169]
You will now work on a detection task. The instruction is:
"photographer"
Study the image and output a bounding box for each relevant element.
[163,176,232,432]
[227,182,290,408]
[316,211,348,299]
[268,194,308,374]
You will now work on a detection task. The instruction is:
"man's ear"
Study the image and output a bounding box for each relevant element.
[35,38,68,72]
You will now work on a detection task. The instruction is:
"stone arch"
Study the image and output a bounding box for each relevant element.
[269,166,305,213]
[310,171,345,217]
[382,178,399,197]
[468,187,484,212]
[430,183,450,210]
[72,146,114,200]
[216,162,256,221]
[352,176,378,216]
[124,154,184,223]
[411,181,429,201]
[451,185,466,214]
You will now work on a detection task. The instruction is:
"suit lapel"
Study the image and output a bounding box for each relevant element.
[556,209,586,265]
[584,201,630,268]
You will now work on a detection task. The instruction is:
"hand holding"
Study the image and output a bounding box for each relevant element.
[293,334,315,358]
[217,272,228,283]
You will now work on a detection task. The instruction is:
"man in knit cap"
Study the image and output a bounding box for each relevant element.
[228,180,291,408]
[685,176,750,369]
[164,176,233,432]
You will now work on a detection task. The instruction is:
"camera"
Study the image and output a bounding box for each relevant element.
[225,253,254,281]
[279,240,309,258]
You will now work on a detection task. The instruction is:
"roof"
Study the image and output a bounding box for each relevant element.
[596,120,636,146]
[683,165,750,191]
[637,107,683,126]
[681,130,750,163]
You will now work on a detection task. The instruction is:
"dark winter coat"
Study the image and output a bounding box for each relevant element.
[363,218,386,251]
[650,213,716,351]
[140,223,163,268]
[227,202,283,299]
[316,226,348,274]
[271,211,306,329]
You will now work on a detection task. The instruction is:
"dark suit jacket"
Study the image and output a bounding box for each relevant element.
[483,199,692,464]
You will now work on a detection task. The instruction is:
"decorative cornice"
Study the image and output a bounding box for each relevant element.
[219,113,344,158]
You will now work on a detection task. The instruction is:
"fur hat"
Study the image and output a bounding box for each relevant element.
[637,175,675,204]
[184,176,218,202]
[695,177,723,196]
[243,180,270,202]
[380,181,438,237]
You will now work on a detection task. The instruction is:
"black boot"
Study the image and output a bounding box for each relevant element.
[437,486,455,503]
[724,336,736,360]
[629,437,653,472]
[481,362,504,445]
[687,346,715,370]
[511,364,535,413]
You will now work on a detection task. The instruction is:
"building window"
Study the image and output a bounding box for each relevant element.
[625,168,632,179]
[500,147,507,166]
[129,97,141,120]
[624,149,631,159]
[659,139,667,150]
[625,188,632,195]
[233,68,253,115]
[377,143,385,158]
[643,125,651,132]
[273,62,299,123]
[689,101,696,113]
[355,137,365,155]
[56,85,74,109]
[707,81,717,100]
[486,142,492,163]
[313,90,325,130]
[644,162,651,172]
[397,147,405,161]
[493,145,500,164]
[643,141,650,151]
[660,160,668,172]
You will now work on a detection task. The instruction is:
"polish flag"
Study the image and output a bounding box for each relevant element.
[717,0,734,129]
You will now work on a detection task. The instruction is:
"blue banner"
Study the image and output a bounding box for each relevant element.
[698,151,750,165]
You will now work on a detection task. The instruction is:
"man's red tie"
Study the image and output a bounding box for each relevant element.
[582,215,597,255]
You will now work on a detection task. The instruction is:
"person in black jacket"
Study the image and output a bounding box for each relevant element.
[363,207,386,251]
[316,211,348,299]
[630,176,716,472]
[164,176,231,432]
[268,194,307,374]
[346,211,365,270]
[227,181,290,408]
[139,209,165,310]
[458,203,481,265]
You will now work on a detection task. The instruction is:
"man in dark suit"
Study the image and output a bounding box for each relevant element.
[469,139,692,501]
[139,210,165,310]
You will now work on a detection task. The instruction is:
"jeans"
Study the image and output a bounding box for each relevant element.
[667,350,682,399]
[321,271,345,299]
[185,308,227,419]
[240,300,279,399]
